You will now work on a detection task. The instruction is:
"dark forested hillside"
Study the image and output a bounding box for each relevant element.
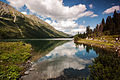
[0,1,69,39]
[74,10,120,40]
[91,10,120,37]
[100,10,120,35]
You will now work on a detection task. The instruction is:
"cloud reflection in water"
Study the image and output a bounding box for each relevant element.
[22,41,98,80]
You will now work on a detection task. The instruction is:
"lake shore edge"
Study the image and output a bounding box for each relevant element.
[74,39,120,53]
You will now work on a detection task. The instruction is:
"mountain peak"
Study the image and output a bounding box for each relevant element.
[0,1,24,18]
[0,1,69,39]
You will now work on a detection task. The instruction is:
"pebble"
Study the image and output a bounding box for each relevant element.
[24,71,29,75]
[29,68,35,71]
[0,60,3,62]
[32,63,36,67]
[31,62,34,64]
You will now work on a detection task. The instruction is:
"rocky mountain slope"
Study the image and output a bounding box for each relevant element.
[0,1,69,39]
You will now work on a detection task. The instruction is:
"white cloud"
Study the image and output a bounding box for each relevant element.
[21,41,98,80]
[27,41,92,79]
[72,25,86,34]
[103,5,120,14]
[90,14,98,17]
[47,20,86,35]
[7,0,25,9]
[26,56,91,79]
[45,19,52,24]
[52,20,78,28]
[8,0,88,20]
[43,41,86,59]
[48,20,78,32]
[77,11,94,18]
[7,0,97,21]
[7,0,97,34]
[89,4,93,9]
[21,12,27,15]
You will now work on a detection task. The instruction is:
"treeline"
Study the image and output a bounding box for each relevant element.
[74,10,120,40]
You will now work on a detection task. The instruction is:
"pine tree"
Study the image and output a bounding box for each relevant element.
[86,26,92,37]
[106,16,115,35]
[100,18,105,32]
[113,10,120,34]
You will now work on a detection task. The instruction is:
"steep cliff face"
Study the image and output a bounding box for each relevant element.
[0,1,69,39]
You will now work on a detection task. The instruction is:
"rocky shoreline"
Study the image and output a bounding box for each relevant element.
[19,59,36,80]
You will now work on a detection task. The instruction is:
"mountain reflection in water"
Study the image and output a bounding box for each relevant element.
[21,40,98,80]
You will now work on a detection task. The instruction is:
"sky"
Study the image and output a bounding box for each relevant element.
[0,0,120,35]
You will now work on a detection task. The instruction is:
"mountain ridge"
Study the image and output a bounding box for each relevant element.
[0,1,69,39]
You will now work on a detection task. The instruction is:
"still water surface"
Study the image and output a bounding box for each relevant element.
[16,39,98,80]
[1,38,99,80]
[1,38,119,80]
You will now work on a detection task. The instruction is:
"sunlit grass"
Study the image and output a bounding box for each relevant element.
[0,42,31,80]
[77,36,120,50]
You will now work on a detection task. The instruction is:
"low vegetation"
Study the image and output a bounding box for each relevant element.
[89,47,120,80]
[74,11,120,51]
[0,42,31,80]
[75,43,120,80]
[76,36,120,51]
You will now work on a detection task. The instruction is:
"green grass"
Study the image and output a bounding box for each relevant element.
[0,42,31,80]
[76,36,120,51]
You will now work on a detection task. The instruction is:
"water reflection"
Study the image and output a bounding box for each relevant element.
[21,41,98,80]
[1,39,69,61]
[88,45,120,80]
[24,40,69,61]
[48,67,90,80]
[38,41,97,62]
[2,39,118,80]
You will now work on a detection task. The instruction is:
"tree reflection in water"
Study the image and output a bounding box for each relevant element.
[20,41,120,80]
[48,66,90,80]
[89,47,120,80]
[76,43,120,80]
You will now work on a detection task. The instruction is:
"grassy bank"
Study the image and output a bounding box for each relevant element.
[75,36,120,52]
[0,42,31,80]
